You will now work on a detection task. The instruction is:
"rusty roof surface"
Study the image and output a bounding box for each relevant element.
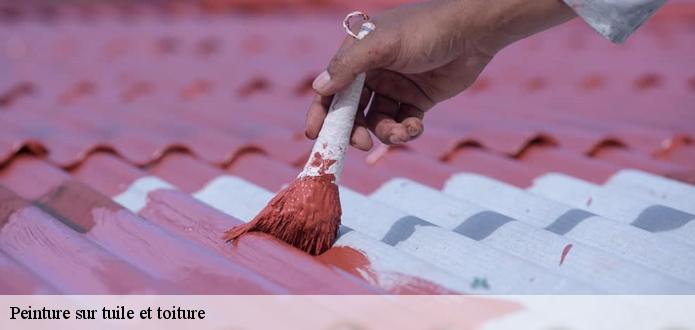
[1,1,694,294]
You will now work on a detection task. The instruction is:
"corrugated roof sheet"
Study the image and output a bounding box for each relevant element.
[1,1,694,294]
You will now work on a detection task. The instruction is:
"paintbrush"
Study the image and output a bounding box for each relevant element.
[224,13,375,255]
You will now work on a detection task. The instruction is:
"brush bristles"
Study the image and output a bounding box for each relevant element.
[224,176,341,256]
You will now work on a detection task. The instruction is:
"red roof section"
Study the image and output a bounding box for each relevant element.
[1,0,694,294]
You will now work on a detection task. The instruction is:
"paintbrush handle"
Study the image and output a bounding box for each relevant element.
[300,20,374,182]
[300,73,365,181]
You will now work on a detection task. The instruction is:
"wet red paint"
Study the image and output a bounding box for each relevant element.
[0,251,56,294]
[318,246,457,294]
[225,174,341,255]
[0,186,165,294]
[560,244,573,266]
[0,156,285,294]
[142,189,378,294]
[71,153,376,293]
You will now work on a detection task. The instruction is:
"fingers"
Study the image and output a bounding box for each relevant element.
[312,28,395,96]
[307,87,374,151]
[351,109,373,151]
[304,94,332,139]
[366,94,414,145]
[350,88,374,151]
[396,103,425,140]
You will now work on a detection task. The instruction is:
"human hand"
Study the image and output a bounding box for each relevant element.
[305,0,575,150]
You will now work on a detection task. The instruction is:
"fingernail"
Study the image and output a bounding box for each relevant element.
[312,71,331,92]
[407,126,420,137]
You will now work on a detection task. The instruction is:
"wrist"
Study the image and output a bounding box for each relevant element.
[456,0,576,54]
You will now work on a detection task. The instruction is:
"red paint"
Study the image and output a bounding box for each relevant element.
[560,244,573,266]
[0,251,56,294]
[593,147,688,175]
[225,174,341,255]
[318,246,458,294]
[0,155,71,199]
[447,147,543,188]
[0,186,165,294]
[142,189,379,293]
[519,147,619,184]
[38,180,284,294]
[309,152,337,176]
[74,154,377,293]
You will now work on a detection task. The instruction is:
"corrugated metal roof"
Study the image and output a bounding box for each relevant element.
[1,1,694,294]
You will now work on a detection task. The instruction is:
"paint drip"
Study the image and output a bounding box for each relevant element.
[224,174,341,256]
[559,243,573,266]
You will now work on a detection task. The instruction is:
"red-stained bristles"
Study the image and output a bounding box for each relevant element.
[224,175,341,256]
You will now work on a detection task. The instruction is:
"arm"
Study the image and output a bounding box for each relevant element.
[563,0,666,43]
[306,0,576,150]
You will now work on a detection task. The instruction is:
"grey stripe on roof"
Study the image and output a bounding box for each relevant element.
[453,211,515,241]
[545,209,596,235]
[337,225,353,238]
[632,205,695,232]
[381,216,434,246]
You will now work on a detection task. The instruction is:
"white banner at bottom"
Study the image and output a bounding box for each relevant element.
[1,295,693,330]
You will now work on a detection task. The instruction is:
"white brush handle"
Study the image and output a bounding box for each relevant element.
[300,22,373,182]
[300,73,365,181]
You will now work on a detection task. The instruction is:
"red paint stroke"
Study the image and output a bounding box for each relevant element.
[559,244,573,266]
[318,246,457,294]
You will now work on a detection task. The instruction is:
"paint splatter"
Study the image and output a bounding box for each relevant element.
[310,152,337,176]
[559,244,573,266]
[470,277,490,290]
[586,197,593,207]
[318,246,457,294]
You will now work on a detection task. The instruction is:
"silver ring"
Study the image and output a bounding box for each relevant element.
[343,11,371,39]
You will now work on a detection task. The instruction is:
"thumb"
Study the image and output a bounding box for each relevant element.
[312,32,391,96]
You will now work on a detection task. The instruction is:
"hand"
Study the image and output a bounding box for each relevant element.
[305,0,575,151]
